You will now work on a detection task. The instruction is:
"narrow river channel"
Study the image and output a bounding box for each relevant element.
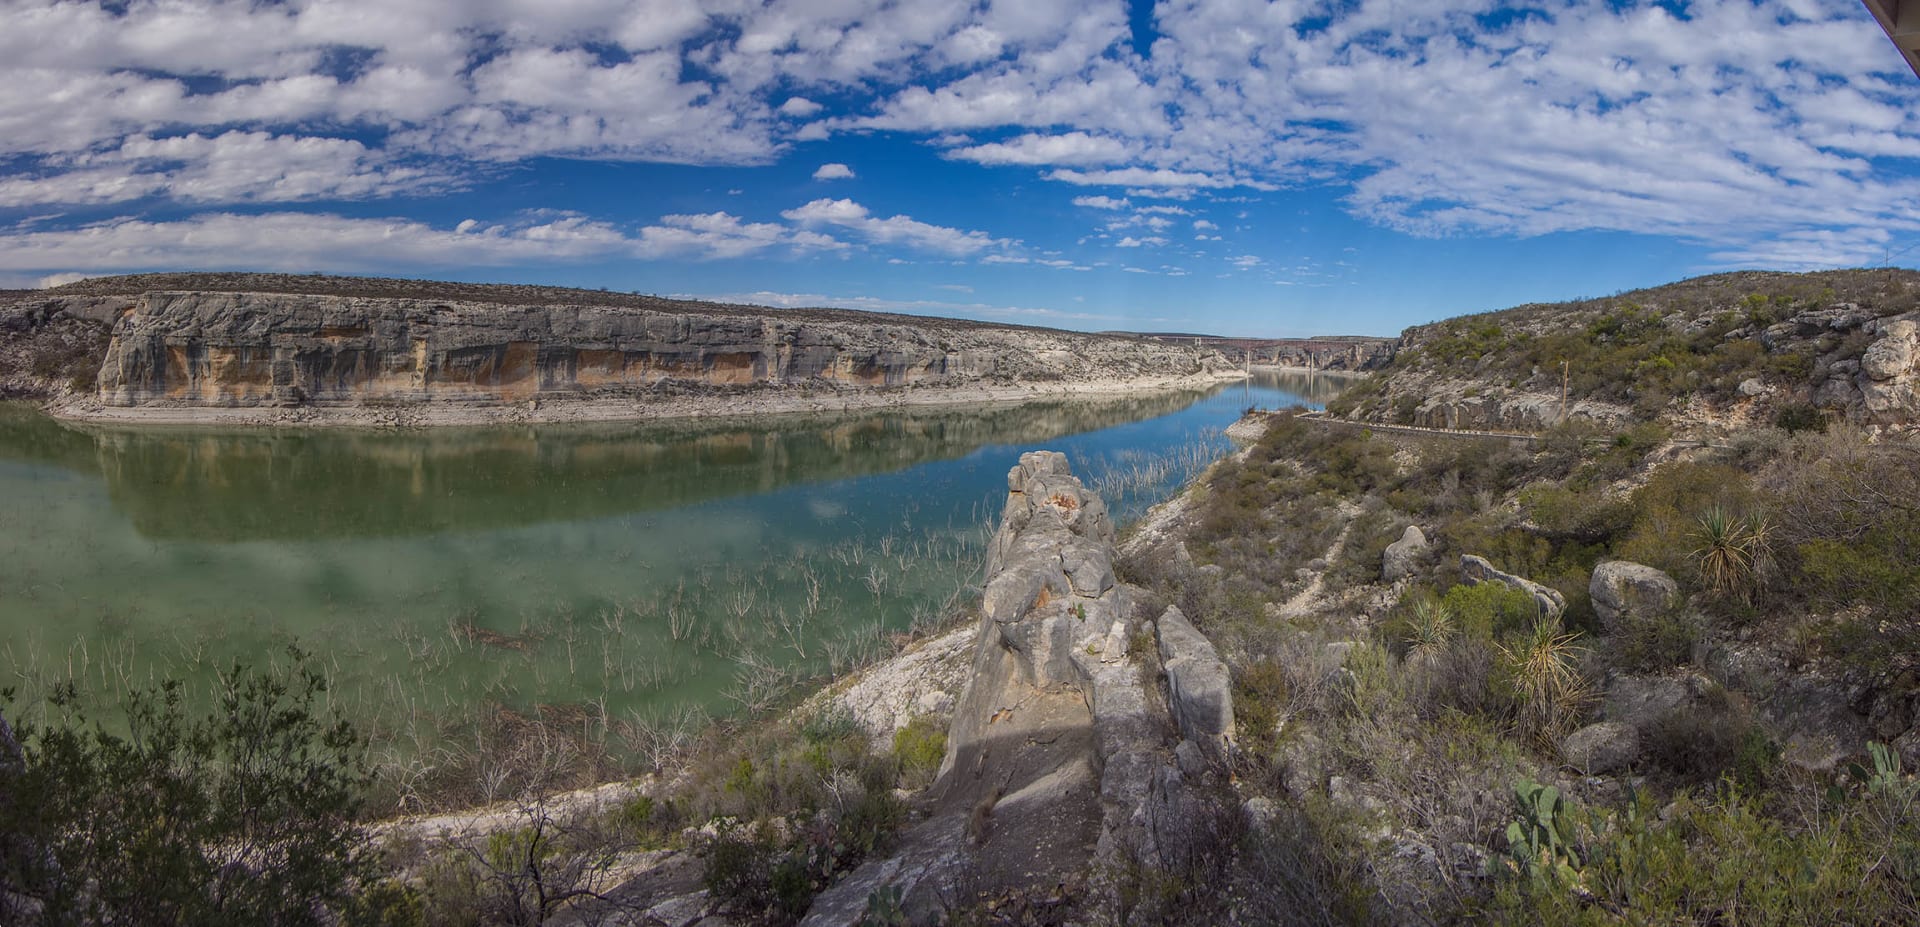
[0,370,1349,787]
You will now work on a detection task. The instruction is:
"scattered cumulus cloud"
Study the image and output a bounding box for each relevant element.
[812,162,855,180]
[781,197,1008,256]
[0,0,1914,273]
[779,97,824,117]
[945,131,1132,167]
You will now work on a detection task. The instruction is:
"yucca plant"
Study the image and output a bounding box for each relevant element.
[1498,617,1591,748]
[1691,507,1775,603]
[1403,598,1457,669]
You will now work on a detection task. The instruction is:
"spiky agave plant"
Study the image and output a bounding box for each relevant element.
[1498,617,1591,748]
[1691,507,1774,603]
[1403,597,1457,668]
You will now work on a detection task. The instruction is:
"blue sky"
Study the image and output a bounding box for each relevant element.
[0,0,1916,337]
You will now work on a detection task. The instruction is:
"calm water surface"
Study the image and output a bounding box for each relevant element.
[0,371,1348,769]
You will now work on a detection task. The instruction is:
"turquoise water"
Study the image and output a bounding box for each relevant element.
[0,371,1347,787]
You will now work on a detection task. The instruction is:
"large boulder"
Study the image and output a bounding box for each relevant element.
[1382,525,1430,583]
[1590,561,1680,634]
[1861,320,1916,381]
[1561,721,1641,775]
[1459,554,1565,618]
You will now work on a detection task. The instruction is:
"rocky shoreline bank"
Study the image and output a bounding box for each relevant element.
[46,368,1247,428]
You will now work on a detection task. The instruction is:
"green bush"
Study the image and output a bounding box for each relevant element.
[1441,583,1540,643]
[1605,609,1699,674]
[890,715,946,789]
[1484,782,1916,925]
[0,653,386,927]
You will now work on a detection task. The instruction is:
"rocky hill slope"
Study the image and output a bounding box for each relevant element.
[1329,269,1920,432]
[0,273,1238,424]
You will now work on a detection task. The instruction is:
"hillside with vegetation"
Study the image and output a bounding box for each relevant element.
[4,270,1916,925]
[1330,269,1920,434]
[1113,268,1920,923]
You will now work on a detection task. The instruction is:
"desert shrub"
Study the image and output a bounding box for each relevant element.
[1483,780,1916,926]
[0,654,387,927]
[1324,374,1384,418]
[1232,659,1290,760]
[1604,609,1700,674]
[1229,797,1382,926]
[1638,687,1777,787]
[1617,461,1759,581]
[1773,401,1826,433]
[890,715,946,789]
[1407,637,1501,719]
[1520,483,1634,543]
[1765,429,1920,674]
[1441,582,1540,643]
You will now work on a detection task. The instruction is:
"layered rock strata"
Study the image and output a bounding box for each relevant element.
[81,289,1232,412]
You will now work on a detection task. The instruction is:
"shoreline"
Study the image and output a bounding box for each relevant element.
[45,369,1248,429]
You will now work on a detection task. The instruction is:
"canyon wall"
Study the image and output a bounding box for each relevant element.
[86,290,1232,410]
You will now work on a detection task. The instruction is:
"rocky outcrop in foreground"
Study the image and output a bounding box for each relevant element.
[804,451,1230,925]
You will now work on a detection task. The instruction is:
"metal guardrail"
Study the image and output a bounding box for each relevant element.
[1287,410,1544,442]
[1282,410,1735,450]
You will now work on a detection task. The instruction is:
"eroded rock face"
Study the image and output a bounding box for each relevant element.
[1860,319,1920,423]
[90,290,1231,409]
[1590,561,1681,634]
[1156,605,1235,757]
[806,452,1191,925]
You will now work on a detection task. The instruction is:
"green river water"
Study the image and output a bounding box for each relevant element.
[0,371,1349,796]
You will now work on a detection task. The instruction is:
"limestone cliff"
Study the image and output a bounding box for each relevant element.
[40,279,1225,413]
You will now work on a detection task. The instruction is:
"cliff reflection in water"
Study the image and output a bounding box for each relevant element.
[51,389,1212,541]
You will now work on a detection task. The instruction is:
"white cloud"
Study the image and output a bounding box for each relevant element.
[779,97,824,117]
[686,288,1137,325]
[1114,236,1167,248]
[0,0,1914,273]
[0,209,843,273]
[1193,219,1217,230]
[945,131,1132,166]
[1049,168,1276,191]
[782,197,1007,256]
[0,131,449,207]
[813,162,856,180]
[1072,195,1130,210]
[1229,255,1263,269]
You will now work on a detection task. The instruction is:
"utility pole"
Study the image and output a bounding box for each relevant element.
[1560,360,1570,423]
